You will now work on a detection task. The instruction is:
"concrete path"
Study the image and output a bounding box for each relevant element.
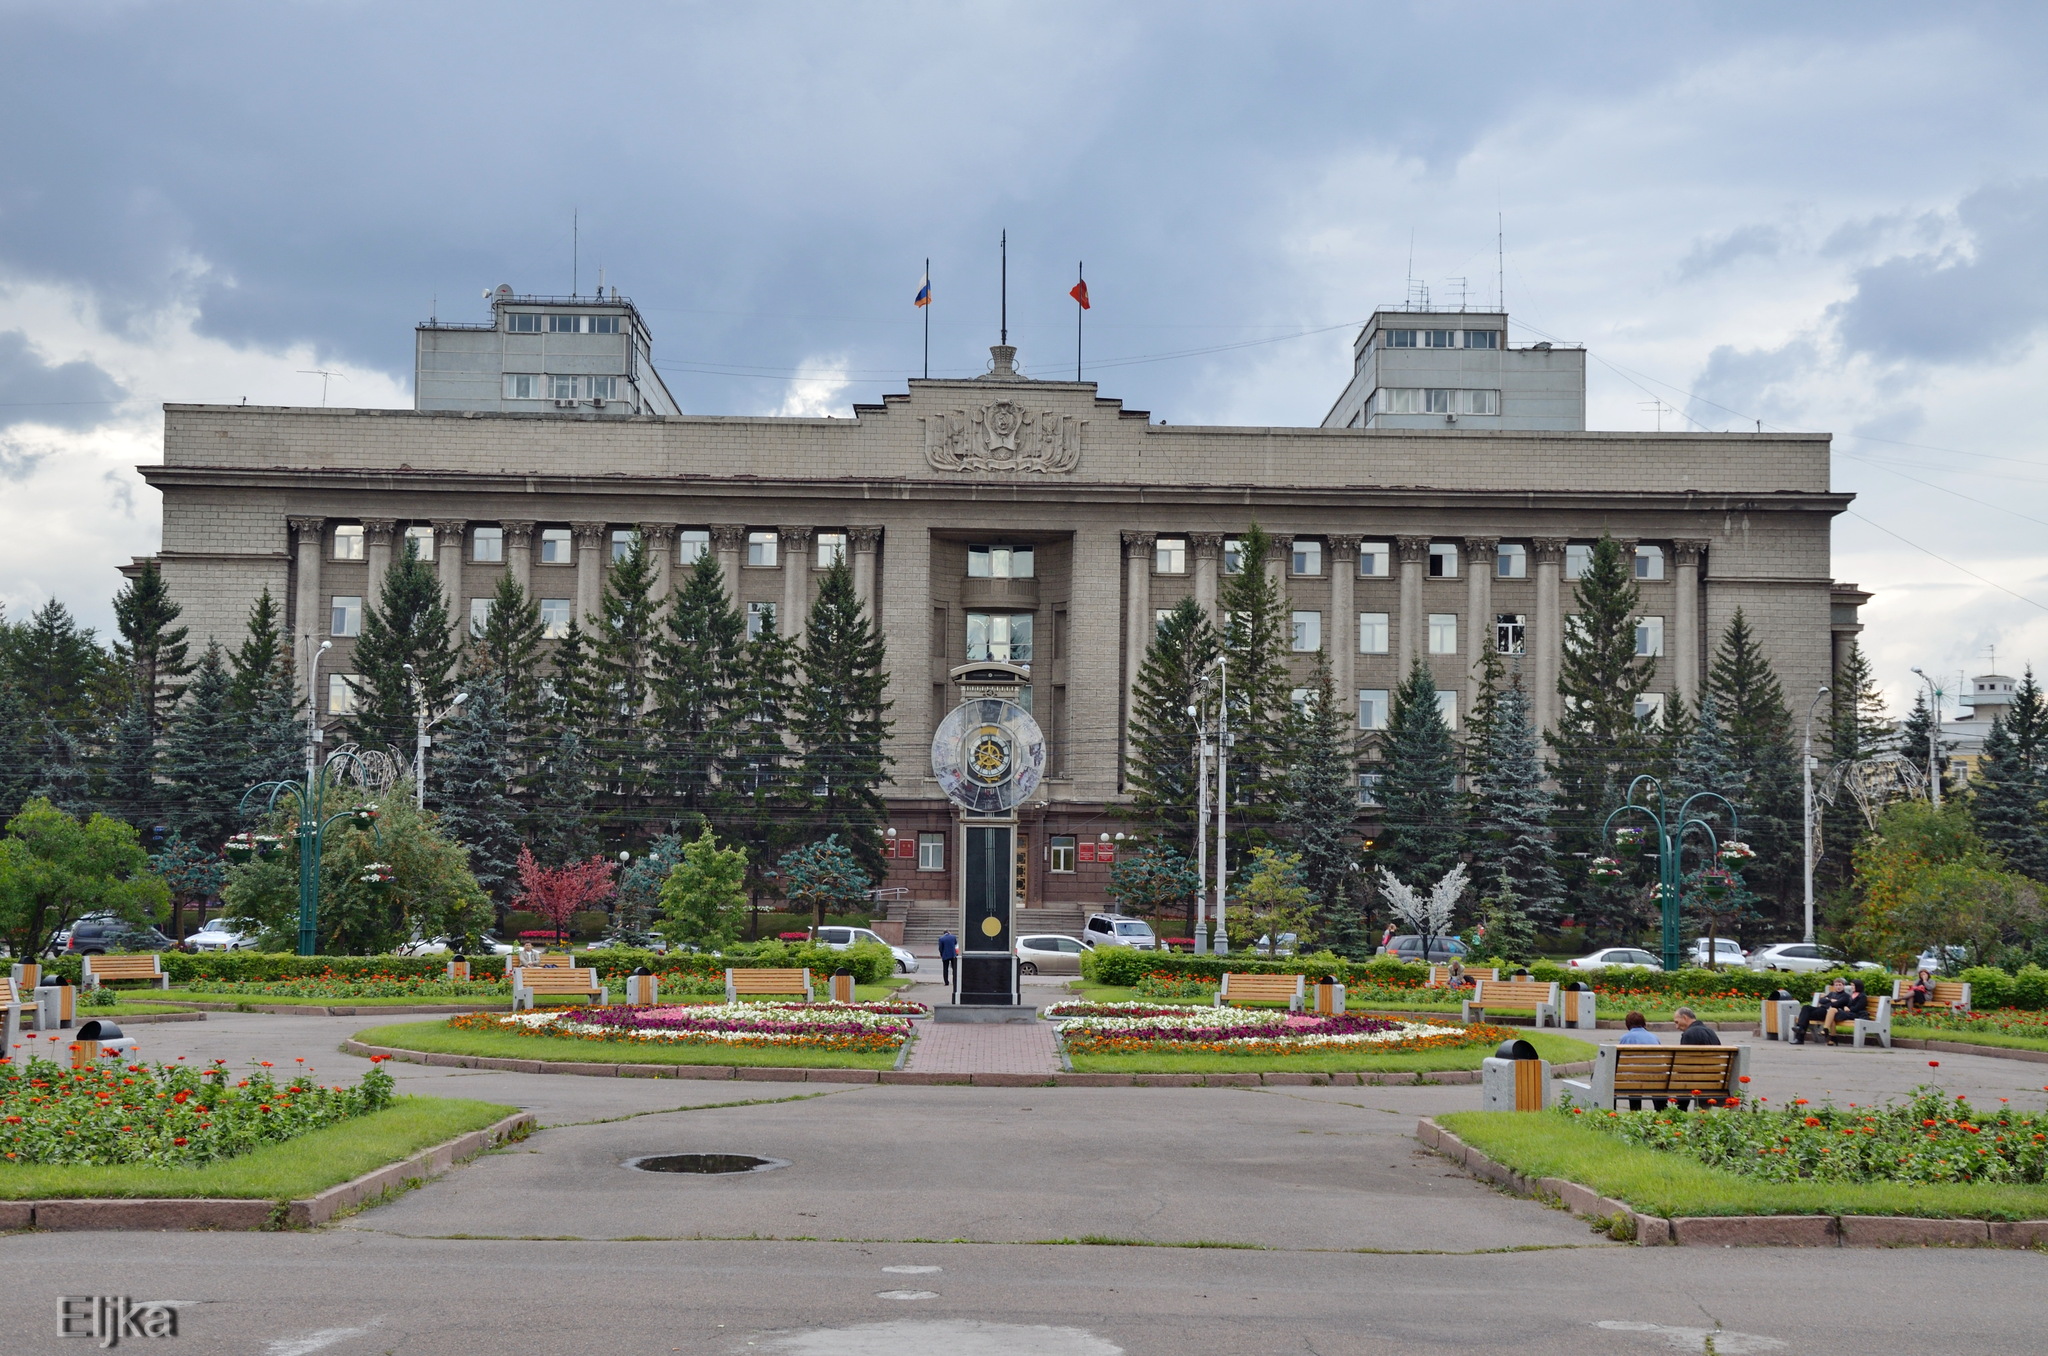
[903,1020,1062,1075]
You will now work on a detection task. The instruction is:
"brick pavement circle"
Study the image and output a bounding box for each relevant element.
[904,1019,1062,1075]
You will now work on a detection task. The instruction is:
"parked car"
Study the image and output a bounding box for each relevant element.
[1916,945,1969,975]
[399,933,519,957]
[1564,947,1663,973]
[812,926,920,974]
[1248,932,1299,958]
[1692,937,1748,967]
[1083,913,1158,950]
[184,917,255,952]
[1014,934,1088,976]
[1378,934,1467,964]
[1746,942,1885,974]
[66,919,175,954]
[585,929,668,953]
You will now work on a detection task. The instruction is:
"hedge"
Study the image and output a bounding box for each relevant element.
[37,940,899,988]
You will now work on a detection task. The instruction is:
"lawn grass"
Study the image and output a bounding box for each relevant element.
[0,1095,512,1201]
[1894,1024,2048,1055]
[354,1019,900,1069]
[1437,1109,2048,1220]
[1067,1030,1597,1074]
[1064,981,1758,1023]
[155,982,901,1010]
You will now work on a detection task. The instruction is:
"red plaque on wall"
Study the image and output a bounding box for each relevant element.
[1098,845,1117,864]
[1077,843,1096,862]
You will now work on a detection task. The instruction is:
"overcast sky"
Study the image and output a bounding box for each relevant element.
[4,0,2047,716]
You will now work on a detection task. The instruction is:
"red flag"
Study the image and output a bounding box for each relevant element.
[1069,278,1090,309]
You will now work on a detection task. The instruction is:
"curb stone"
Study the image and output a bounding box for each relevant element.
[1415,1116,2048,1249]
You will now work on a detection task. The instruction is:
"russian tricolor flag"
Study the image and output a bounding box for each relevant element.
[914,271,931,308]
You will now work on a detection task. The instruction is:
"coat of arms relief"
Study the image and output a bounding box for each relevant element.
[922,400,1084,473]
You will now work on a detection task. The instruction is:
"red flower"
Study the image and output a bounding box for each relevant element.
[172,1137,187,1146]
[1929,1060,1940,1068]
[1804,1116,1822,1127]
[1738,1075,1751,1084]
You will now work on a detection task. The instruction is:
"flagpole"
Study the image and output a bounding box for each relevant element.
[1000,230,1008,345]
[923,256,930,380]
[1075,260,1083,382]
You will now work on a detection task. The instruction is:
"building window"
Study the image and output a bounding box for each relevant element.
[505,312,541,333]
[1465,389,1500,415]
[1291,539,1322,576]
[1435,690,1458,731]
[1496,544,1527,579]
[1291,687,1313,716]
[815,531,847,568]
[1378,388,1422,415]
[1154,537,1186,574]
[472,526,503,562]
[1221,539,1245,575]
[549,374,579,400]
[587,375,617,401]
[1291,610,1322,652]
[1382,329,1417,348]
[327,673,357,715]
[1636,616,1665,657]
[748,601,778,639]
[1428,613,1458,654]
[1050,836,1077,873]
[1635,544,1666,580]
[1425,388,1454,414]
[967,612,1033,662]
[677,529,710,565]
[1564,544,1593,579]
[611,529,639,562]
[967,544,1033,578]
[469,597,491,637]
[1357,689,1389,731]
[1428,543,1458,578]
[1495,613,1526,655]
[747,531,779,568]
[1424,329,1458,348]
[330,596,362,637]
[1358,541,1390,577]
[1635,692,1667,724]
[1357,772,1383,807]
[539,599,572,639]
[1358,612,1390,654]
[1464,330,1499,350]
[917,832,946,871]
[589,315,621,334]
[332,524,364,561]
[403,524,434,561]
[1154,608,1174,635]
[547,314,584,333]
[504,374,542,400]
[540,528,573,564]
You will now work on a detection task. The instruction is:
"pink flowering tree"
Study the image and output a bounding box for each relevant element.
[512,846,617,946]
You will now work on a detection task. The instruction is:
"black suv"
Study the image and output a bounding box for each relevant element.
[65,920,174,955]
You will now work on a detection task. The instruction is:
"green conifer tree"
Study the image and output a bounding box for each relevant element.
[1707,609,1801,924]
[228,589,304,791]
[112,560,192,743]
[464,573,547,734]
[722,624,802,928]
[1548,536,1656,874]
[1279,652,1363,952]
[1899,689,1950,793]
[1820,639,1892,887]
[1472,675,1565,930]
[430,673,524,912]
[346,541,457,751]
[1126,596,1220,856]
[1377,654,1464,885]
[1216,524,1292,824]
[1972,713,2048,883]
[588,537,663,826]
[653,553,746,821]
[793,559,893,882]
[161,645,246,849]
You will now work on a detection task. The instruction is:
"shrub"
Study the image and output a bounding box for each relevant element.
[2011,965,2048,1011]
[1961,966,2014,1009]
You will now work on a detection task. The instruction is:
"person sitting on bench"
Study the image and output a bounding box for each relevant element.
[1793,978,1854,1045]
[1906,969,1936,1011]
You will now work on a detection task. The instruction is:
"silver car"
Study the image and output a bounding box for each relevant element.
[1082,913,1157,950]
[185,918,255,952]
[1747,942,1884,974]
[813,926,920,974]
[1015,934,1088,976]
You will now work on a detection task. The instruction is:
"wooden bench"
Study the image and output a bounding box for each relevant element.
[1560,1044,1750,1110]
[1806,989,1894,1048]
[510,966,607,1011]
[517,954,579,969]
[1426,965,1498,988]
[1893,978,1971,1014]
[726,968,813,1003]
[1461,978,1560,1028]
[1214,973,1305,1010]
[1,978,29,1050]
[81,954,168,990]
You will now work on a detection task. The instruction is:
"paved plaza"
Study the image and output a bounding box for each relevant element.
[3,1008,2046,1354]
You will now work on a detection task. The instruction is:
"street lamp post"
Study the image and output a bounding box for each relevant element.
[1911,667,1944,807]
[403,662,468,811]
[1212,654,1230,956]
[1803,684,1829,945]
[1602,776,1740,973]
[241,750,381,957]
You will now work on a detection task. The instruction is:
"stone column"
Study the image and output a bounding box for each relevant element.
[639,524,677,602]
[1122,532,1156,783]
[1395,535,1428,661]
[363,518,397,596]
[502,521,536,594]
[1265,533,1293,594]
[1190,533,1223,618]
[1673,539,1708,705]
[572,521,608,626]
[433,519,467,642]
[710,524,746,604]
[848,526,883,612]
[1464,536,1499,713]
[1532,537,1568,738]
[1071,527,1125,803]
[780,526,814,640]
[288,516,324,683]
[1328,535,1360,707]
[877,524,931,796]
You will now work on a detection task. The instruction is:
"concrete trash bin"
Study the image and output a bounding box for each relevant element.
[34,978,76,1031]
[1560,981,1598,1029]
[1481,1038,1550,1111]
[1313,976,1345,1016]
[71,1019,137,1067]
[624,968,659,1006]
[829,970,855,1004]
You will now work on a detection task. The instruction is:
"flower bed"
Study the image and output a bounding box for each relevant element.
[448,999,926,1054]
[1897,1008,2048,1039]
[1045,1000,1512,1058]
[0,1053,395,1168]
[1565,1085,2048,1186]
[177,971,510,1001]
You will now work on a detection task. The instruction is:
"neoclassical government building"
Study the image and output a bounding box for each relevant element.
[143,292,1860,918]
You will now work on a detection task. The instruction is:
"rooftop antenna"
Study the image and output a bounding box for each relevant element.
[298,369,345,407]
[1639,399,1666,433]
[1000,229,1008,345]
[430,293,437,323]
[1447,276,1468,311]
[572,208,579,296]
[1497,211,1505,313]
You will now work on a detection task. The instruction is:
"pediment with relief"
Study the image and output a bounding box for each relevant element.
[922,400,1085,473]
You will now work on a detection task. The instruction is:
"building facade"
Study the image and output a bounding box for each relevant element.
[1321,310,1587,432]
[143,305,1858,918]
[415,288,680,417]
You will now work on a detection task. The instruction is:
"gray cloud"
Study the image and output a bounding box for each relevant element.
[0,331,125,431]
[1676,224,1782,280]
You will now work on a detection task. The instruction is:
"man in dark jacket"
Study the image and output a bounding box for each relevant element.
[1792,978,1853,1045]
[937,930,958,988]
[1670,1008,1724,1109]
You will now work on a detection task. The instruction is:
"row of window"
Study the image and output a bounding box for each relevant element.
[1381,328,1500,350]
[1149,538,1670,581]
[503,374,621,401]
[503,313,624,334]
[881,833,1116,875]
[331,594,784,643]
[1343,686,1667,737]
[1167,606,1666,657]
[327,524,850,570]
[1372,388,1501,416]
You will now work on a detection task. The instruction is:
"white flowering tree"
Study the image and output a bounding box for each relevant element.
[1377,862,1469,955]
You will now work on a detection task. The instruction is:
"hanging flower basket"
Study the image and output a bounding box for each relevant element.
[1694,867,1736,901]
[351,804,381,833]
[1718,840,1756,867]
[1613,826,1647,853]
[225,832,257,863]
[1587,856,1626,883]
[358,862,396,892]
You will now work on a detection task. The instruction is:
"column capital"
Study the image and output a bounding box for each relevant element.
[287,515,325,537]
[1462,535,1500,561]
[848,525,884,552]
[362,518,398,545]
[1189,532,1224,557]
[1122,531,1157,557]
[1266,533,1294,557]
[1615,536,1641,556]
[1531,536,1569,565]
[501,520,535,545]
[430,518,468,537]
[1327,534,1362,561]
[1394,534,1430,563]
[709,523,748,552]
[1671,538,1709,567]
[571,521,608,548]
[779,525,816,550]
[639,523,678,548]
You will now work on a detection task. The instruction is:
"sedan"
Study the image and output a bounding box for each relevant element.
[1747,942,1885,974]
[812,926,920,974]
[1014,934,1088,976]
[184,918,255,952]
[1565,947,1664,973]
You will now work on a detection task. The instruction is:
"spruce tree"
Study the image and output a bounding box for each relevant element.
[161,645,246,849]
[227,588,289,714]
[0,684,40,821]
[112,560,192,740]
[1549,536,1656,863]
[103,690,159,830]
[1670,689,1744,819]
[1821,639,1892,887]
[229,589,304,790]
[2008,667,2048,768]
[793,558,893,882]
[1472,675,1564,930]
[1126,595,1220,857]
[1216,523,1292,823]
[345,540,457,752]
[1462,647,1510,795]
[466,573,547,732]
[1972,714,2048,883]
[4,600,109,733]
[588,538,663,825]
[431,673,524,911]
[1280,652,1363,952]
[1707,609,1801,924]
[1377,654,1464,885]
[722,626,801,928]
[653,553,746,820]
[1898,689,1950,793]
[527,730,599,865]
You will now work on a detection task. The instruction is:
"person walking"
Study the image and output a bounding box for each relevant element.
[937,929,958,989]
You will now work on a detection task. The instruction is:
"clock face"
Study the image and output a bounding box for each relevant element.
[931,698,1046,813]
